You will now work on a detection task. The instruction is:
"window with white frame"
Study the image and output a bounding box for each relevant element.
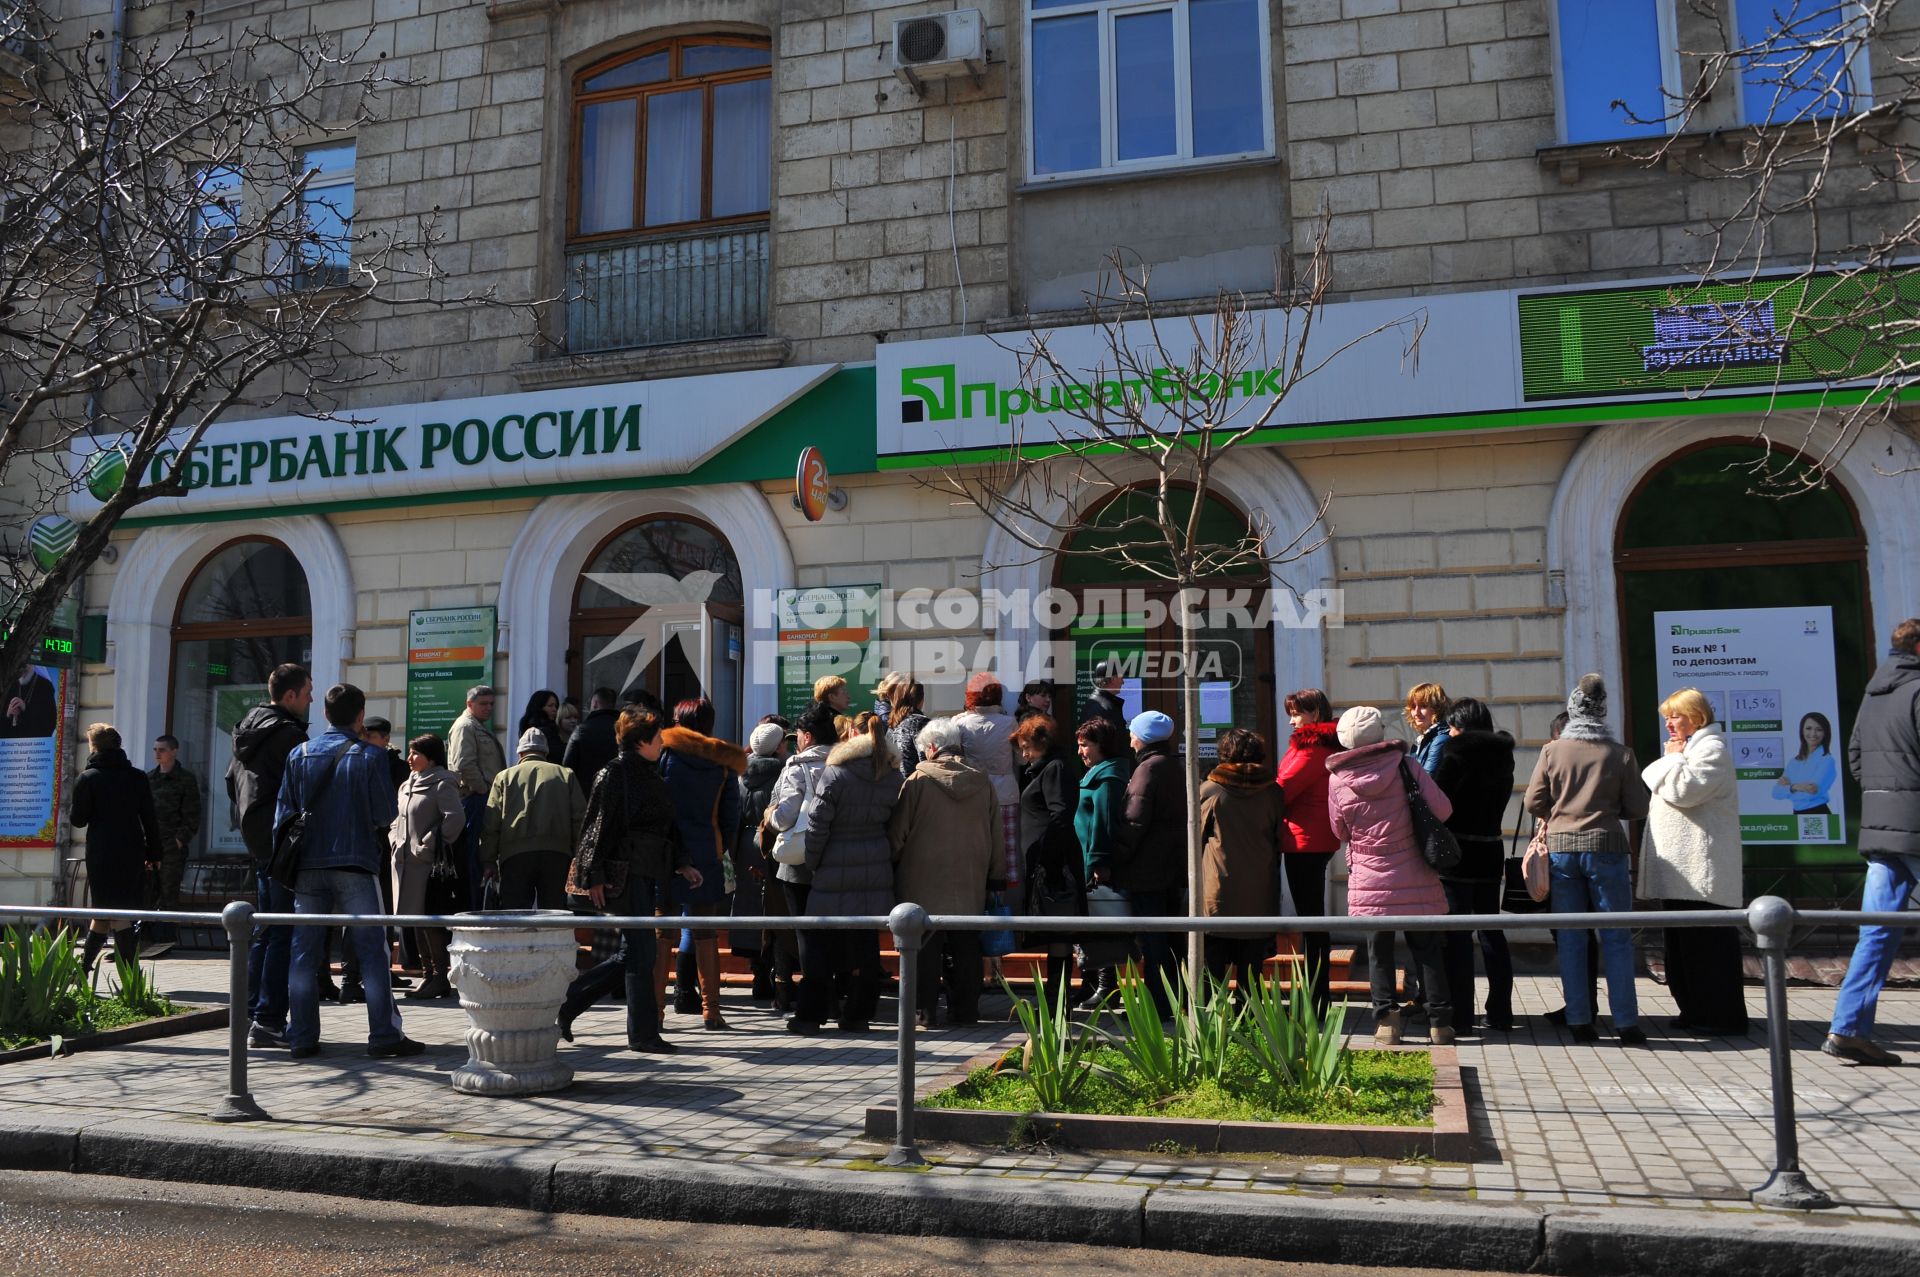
[1025,0,1271,181]
[1552,0,1869,145]
[293,141,354,289]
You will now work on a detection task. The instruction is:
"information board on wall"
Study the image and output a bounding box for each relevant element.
[1655,606,1846,844]
[206,684,266,855]
[775,586,881,719]
[0,667,67,849]
[408,607,496,742]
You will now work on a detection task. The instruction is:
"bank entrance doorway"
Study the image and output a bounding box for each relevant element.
[568,516,745,741]
[1616,441,1872,906]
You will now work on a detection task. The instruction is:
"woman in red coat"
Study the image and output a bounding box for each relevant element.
[1274,689,1342,1015]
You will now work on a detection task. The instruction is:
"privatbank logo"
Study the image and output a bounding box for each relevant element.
[900,362,1296,427]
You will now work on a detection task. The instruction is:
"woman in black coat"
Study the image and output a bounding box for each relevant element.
[1012,715,1082,997]
[1432,698,1518,1033]
[69,723,163,973]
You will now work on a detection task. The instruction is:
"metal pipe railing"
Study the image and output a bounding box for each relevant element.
[4,894,1902,1209]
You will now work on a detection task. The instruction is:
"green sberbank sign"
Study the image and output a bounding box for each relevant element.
[65,364,842,521]
[1518,269,1920,402]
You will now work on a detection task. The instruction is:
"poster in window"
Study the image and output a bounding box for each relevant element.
[0,667,67,848]
[1654,606,1846,845]
[207,684,266,856]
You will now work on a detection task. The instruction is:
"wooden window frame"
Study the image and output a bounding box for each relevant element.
[568,34,772,244]
[165,537,313,736]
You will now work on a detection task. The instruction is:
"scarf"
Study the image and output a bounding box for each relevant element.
[1561,672,1614,742]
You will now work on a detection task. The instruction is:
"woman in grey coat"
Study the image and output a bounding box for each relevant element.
[764,705,836,1013]
[789,715,903,1034]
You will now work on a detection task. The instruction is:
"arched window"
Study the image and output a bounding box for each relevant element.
[571,36,772,240]
[168,539,312,863]
[570,516,745,739]
[1616,441,1872,904]
[1055,486,1275,757]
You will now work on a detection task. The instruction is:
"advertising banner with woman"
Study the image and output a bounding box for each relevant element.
[1655,606,1846,844]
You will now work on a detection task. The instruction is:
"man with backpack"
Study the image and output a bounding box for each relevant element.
[226,663,312,1049]
[276,683,417,1059]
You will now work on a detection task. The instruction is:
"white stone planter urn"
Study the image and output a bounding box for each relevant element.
[447,911,578,1096]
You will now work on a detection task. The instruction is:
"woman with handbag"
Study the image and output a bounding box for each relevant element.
[559,706,703,1054]
[1198,728,1287,993]
[1073,716,1133,1006]
[1640,688,1749,1036]
[1523,674,1652,1045]
[766,705,837,1010]
[390,734,466,1001]
[1012,715,1084,998]
[1276,689,1342,1015]
[658,698,748,1031]
[1325,706,1455,1046]
[1433,698,1517,1034]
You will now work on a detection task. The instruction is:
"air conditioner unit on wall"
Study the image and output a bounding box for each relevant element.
[890,9,985,95]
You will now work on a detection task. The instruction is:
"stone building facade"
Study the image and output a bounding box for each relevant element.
[5,0,1916,911]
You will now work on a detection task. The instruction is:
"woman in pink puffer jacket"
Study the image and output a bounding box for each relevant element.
[1326,705,1454,1046]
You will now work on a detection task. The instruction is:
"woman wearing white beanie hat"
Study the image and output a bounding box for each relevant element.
[1326,705,1455,1046]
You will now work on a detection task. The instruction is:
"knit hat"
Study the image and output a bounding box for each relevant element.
[1129,710,1174,744]
[1335,705,1386,749]
[749,722,786,757]
[516,727,548,757]
[1567,673,1608,721]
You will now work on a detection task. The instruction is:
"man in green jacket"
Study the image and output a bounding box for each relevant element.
[146,734,202,956]
[485,728,588,910]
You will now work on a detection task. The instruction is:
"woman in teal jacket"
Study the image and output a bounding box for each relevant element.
[1073,716,1132,1003]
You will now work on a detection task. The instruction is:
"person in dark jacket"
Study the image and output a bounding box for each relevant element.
[1826,618,1920,1066]
[791,716,902,1034]
[562,687,621,796]
[1198,728,1287,993]
[884,678,930,777]
[274,684,414,1059]
[516,689,563,761]
[1015,681,1054,725]
[70,724,164,974]
[738,719,788,1002]
[2,666,57,737]
[1433,698,1517,1034]
[1117,709,1186,1015]
[226,663,313,1047]
[1013,715,1083,995]
[560,706,703,1054]
[1081,661,1128,737]
[658,698,748,1030]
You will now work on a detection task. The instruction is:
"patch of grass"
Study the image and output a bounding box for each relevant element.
[0,928,182,1052]
[925,1046,1434,1127]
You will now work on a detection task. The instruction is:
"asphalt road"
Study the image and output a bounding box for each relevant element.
[0,1170,1515,1276]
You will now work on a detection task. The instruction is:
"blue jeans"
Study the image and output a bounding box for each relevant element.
[289,868,405,1050]
[1549,852,1639,1029]
[247,867,295,1031]
[461,795,488,909]
[1123,887,1181,1012]
[1831,853,1920,1039]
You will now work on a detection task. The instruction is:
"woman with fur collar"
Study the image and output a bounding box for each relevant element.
[1640,688,1748,1036]
[659,698,748,1031]
[791,715,903,1034]
[1198,727,1288,992]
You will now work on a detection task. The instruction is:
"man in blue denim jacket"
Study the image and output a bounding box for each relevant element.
[275,683,418,1059]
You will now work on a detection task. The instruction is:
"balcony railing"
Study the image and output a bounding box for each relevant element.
[564,224,768,355]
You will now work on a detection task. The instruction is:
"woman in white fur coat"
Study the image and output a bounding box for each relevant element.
[1639,688,1749,1036]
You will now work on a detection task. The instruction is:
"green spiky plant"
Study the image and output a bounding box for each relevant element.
[1237,965,1350,1097]
[1001,964,1117,1111]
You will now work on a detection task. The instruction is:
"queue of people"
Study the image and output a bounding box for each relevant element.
[71,613,1920,1067]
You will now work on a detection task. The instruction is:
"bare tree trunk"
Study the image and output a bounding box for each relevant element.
[1181,613,1203,998]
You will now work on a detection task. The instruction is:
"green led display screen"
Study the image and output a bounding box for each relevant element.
[1517,271,1920,402]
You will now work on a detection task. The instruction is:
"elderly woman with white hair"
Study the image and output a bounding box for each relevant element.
[1640,687,1748,1036]
[888,717,1003,1027]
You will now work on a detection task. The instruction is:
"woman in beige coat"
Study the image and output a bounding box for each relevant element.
[889,718,1002,1027]
[1640,688,1748,1036]
[390,733,466,1000]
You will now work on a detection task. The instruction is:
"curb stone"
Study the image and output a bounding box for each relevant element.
[3,1111,1918,1275]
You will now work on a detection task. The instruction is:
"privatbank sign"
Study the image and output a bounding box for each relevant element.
[66,363,840,519]
[874,270,1919,466]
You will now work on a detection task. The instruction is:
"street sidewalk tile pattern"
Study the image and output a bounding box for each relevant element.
[1,960,1915,1226]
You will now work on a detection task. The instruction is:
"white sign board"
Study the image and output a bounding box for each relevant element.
[873,290,1512,461]
[67,364,839,519]
[1655,606,1846,844]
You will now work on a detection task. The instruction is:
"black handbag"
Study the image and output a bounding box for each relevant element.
[1396,758,1461,874]
[269,744,353,889]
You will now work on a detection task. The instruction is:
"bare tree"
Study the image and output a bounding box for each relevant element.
[926,219,1424,987]
[1613,1,1920,491]
[0,1,534,688]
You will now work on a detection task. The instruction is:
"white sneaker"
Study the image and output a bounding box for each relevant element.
[1374,1009,1403,1046]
